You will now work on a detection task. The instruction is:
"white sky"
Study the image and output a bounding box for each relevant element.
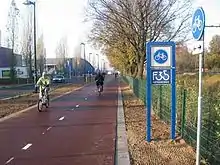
[0,0,220,64]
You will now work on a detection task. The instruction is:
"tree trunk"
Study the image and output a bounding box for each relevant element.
[136,56,144,78]
[38,56,44,76]
[28,50,33,81]
[132,64,138,77]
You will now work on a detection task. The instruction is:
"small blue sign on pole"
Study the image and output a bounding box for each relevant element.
[192,7,205,41]
[146,41,176,142]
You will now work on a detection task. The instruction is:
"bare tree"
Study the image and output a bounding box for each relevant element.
[55,36,68,72]
[72,44,81,75]
[20,7,33,80]
[36,34,46,75]
[6,0,20,81]
[87,0,192,77]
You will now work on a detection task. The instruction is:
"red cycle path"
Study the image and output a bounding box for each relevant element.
[0,76,118,165]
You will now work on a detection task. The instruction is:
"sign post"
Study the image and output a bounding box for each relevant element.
[192,7,205,165]
[146,41,176,142]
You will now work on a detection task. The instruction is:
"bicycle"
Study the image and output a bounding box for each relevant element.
[38,86,50,112]
[97,84,103,96]
[115,73,118,80]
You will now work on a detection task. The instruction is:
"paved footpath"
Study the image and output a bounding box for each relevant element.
[0,76,120,165]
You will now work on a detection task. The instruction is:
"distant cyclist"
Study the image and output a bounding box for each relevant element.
[115,72,118,79]
[36,72,50,102]
[95,72,105,91]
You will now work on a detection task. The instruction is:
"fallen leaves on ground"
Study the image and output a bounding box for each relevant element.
[0,84,82,118]
[121,83,196,165]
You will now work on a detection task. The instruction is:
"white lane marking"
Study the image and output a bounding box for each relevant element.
[47,127,52,131]
[43,126,52,135]
[5,157,14,164]
[59,116,65,121]
[71,108,75,111]
[22,143,32,150]
[76,104,79,108]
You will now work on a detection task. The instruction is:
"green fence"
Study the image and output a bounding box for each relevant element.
[122,76,220,165]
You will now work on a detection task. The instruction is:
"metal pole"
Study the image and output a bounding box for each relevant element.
[75,57,77,76]
[202,30,205,73]
[89,53,92,63]
[80,43,86,82]
[97,54,99,71]
[196,36,204,165]
[33,2,37,91]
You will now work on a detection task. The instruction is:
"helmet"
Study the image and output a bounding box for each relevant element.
[42,72,47,78]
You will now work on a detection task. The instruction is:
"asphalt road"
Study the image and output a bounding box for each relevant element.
[0,76,118,165]
[0,77,86,100]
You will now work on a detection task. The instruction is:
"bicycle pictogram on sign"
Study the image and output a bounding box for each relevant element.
[192,15,203,34]
[153,49,168,64]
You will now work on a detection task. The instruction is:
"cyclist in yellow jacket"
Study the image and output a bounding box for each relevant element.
[36,72,50,101]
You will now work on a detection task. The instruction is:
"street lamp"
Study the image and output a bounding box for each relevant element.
[23,0,37,91]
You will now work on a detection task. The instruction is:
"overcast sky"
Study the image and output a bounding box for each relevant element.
[0,0,220,60]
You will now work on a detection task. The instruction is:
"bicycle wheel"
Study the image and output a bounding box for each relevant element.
[98,86,101,96]
[38,99,43,112]
[155,55,160,61]
[46,96,49,108]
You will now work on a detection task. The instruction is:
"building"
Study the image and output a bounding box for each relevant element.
[0,47,28,79]
[0,30,28,79]
[0,47,22,67]
[45,57,95,76]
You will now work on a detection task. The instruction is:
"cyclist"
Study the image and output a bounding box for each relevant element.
[95,72,105,91]
[102,72,106,79]
[36,72,50,103]
[115,72,118,79]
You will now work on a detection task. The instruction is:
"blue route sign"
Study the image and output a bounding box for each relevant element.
[153,49,168,64]
[146,41,176,142]
[151,69,171,85]
[192,7,205,41]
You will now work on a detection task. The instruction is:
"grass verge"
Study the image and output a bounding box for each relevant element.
[0,84,82,118]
